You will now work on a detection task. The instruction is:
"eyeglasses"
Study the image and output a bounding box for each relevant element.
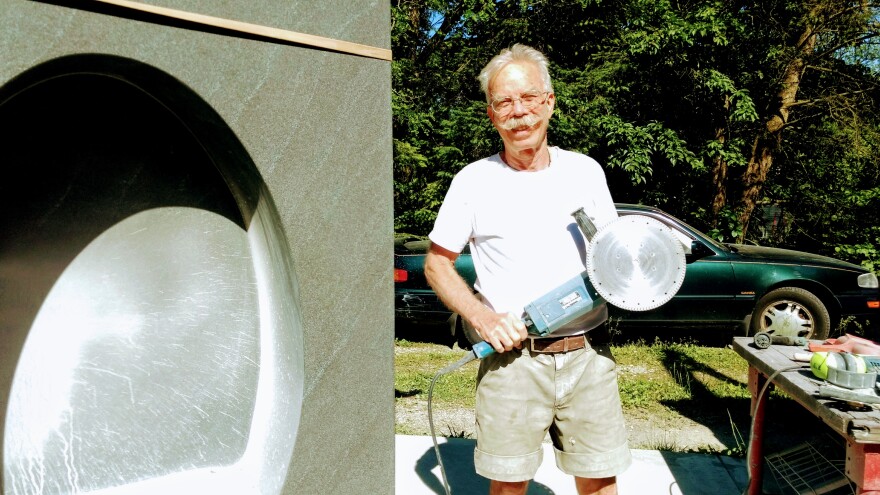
[490,91,550,115]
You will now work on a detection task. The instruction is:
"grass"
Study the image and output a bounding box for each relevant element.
[394,339,479,409]
[395,336,752,420]
[612,338,751,420]
[394,334,812,455]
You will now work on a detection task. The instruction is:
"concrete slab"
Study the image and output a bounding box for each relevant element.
[396,435,749,495]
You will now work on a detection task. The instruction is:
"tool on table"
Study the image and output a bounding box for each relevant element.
[807,350,880,409]
[753,331,807,349]
[808,334,880,375]
[817,384,880,405]
[811,351,868,379]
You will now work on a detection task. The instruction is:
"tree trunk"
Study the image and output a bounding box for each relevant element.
[710,96,731,226]
[739,133,779,240]
[737,16,818,242]
[710,129,728,227]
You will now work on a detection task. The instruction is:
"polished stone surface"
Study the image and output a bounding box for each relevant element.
[0,2,392,493]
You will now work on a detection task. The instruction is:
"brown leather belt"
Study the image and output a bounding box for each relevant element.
[528,334,589,354]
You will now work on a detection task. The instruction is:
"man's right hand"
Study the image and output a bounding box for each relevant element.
[472,310,528,354]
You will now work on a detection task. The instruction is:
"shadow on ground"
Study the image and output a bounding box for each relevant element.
[412,438,556,495]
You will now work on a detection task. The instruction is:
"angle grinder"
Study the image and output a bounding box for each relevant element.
[468,209,688,358]
[753,331,807,349]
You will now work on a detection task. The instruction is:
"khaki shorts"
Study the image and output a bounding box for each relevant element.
[473,339,631,482]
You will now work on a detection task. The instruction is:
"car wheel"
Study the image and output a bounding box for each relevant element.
[750,287,830,341]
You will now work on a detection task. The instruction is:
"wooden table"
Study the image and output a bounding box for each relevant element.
[733,336,880,495]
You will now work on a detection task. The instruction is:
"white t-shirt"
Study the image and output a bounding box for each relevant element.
[429,147,618,335]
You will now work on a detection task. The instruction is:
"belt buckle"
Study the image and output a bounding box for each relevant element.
[529,336,563,354]
[527,338,546,354]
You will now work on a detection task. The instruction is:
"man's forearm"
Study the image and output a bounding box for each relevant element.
[425,243,527,352]
[424,249,489,324]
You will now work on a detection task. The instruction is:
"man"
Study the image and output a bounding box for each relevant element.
[424,44,631,495]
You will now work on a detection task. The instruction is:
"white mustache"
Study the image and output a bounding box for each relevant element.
[498,113,541,130]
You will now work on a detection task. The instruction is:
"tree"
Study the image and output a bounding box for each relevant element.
[390,0,880,271]
[734,1,880,242]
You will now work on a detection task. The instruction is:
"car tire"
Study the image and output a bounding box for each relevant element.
[749,287,830,341]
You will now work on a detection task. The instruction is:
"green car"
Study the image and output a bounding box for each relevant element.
[394,204,880,344]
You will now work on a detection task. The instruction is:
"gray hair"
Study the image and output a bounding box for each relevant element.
[477,44,553,103]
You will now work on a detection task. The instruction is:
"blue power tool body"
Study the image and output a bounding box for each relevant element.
[470,272,604,358]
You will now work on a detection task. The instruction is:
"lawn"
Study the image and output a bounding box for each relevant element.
[394,335,826,455]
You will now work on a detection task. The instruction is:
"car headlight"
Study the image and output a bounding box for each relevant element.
[858,272,879,289]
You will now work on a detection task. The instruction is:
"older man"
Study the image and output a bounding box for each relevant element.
[424,44,631,495]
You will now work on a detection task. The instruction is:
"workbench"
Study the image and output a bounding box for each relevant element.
[733,336,880,494]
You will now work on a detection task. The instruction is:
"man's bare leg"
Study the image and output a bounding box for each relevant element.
[575,476,617,495]
[489,480,528,495]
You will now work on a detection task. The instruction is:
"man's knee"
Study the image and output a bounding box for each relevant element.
[575,475,617,495]
[489,479,529,495]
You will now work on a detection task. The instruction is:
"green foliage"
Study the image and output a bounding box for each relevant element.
[766,114,880,269]
[391,0,880,262]
[597,117,704,184]
[836,240,880,273]
[697,205,744,244]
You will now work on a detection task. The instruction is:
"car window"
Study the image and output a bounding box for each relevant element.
[393,237,471,255]
[617,208,729,254]
[394,238,430,254]
[667,226,694,254]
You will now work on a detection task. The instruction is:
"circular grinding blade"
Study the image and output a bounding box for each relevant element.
[586,215,687,311]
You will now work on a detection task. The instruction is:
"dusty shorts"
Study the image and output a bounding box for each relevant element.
[473,337,632,482]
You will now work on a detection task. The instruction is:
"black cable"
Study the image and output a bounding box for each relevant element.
[428,351,479,495]
[742,363,808,495]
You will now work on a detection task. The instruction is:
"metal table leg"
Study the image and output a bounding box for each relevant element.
[748,366,769,495]
[848,441,880,494]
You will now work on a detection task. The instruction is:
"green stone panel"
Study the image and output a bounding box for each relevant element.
[0,1,393,494]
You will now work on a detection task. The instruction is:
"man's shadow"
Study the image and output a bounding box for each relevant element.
[414,438,556,495]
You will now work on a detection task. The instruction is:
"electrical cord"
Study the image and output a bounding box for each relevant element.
[428,350,479,495]
[742,363,808,495]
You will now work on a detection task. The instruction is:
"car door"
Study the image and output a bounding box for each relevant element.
[609,211,744,326]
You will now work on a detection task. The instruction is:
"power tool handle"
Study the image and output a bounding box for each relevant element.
[571,208,598,241]
[472,341,496,359]
[472,313,540,359]
[773,335,806,346]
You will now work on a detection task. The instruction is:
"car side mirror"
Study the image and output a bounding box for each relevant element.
[686,241,713,264]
